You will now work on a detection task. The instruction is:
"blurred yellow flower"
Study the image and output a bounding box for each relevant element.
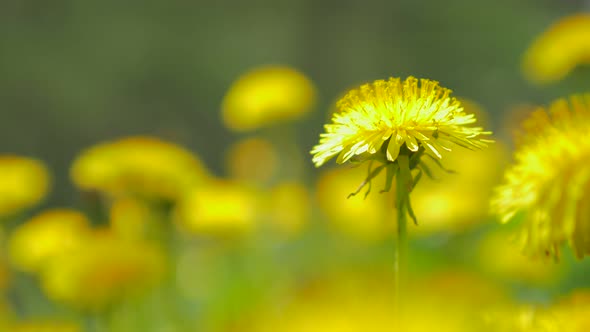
[410,143,508,235]
[316,166,391,241]
[40,233,165,310]
[523,14,590,84]
[491,95,590,259]
[311,77,490,168]
[109,197,149,241]
[264,182,310,236]
[70,136,209,200]
[222,65,316,131]
[225,137,279,185]
[174,180,260,236]
[0,155,50,217]
[9,209,91,272]
[9,320,81,332]
[478,230,561,285]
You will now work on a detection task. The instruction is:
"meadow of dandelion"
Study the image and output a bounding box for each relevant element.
[3,1,590,331]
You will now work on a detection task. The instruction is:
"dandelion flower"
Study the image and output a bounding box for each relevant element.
[311,76,491,309]
[9,209,91,272]
[71,136,209,200]
[222,65,316,131]
[311,77,490,168]
[491,94,590,259]
[0,156,50,218]
[174,180,260,236]
[523,14,590,84]
[41,232,165,310]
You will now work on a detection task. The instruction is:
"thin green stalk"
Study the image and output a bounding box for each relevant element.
[394,154,411,324]
[395,195,407,308]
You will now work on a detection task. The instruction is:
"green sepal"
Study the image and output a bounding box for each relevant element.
[380,163,398,193]
[348,161,387,199]
[425,154,456,174]
[396,154,419,225]
[406,195,418,225]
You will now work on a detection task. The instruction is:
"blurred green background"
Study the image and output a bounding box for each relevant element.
[1,0,588,205]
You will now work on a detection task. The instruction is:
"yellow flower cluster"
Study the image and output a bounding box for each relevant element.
[174,179,310,238]
[41,232,165,310]
[8,208,165,311]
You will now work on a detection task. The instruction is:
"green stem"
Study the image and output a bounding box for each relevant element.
[394,155,411,325]
[395,195,407,305]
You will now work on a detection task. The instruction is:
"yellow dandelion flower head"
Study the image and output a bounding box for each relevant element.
[71,136,209,200]
[523,14,590,84]
[40,233,165,310]
[311,77,490,168]
[491,94,590,259]
[0,155,50,217]
[225,137,280,185]
[173,179,260,237]
[9,209,91,272]
[222,65,316,131]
